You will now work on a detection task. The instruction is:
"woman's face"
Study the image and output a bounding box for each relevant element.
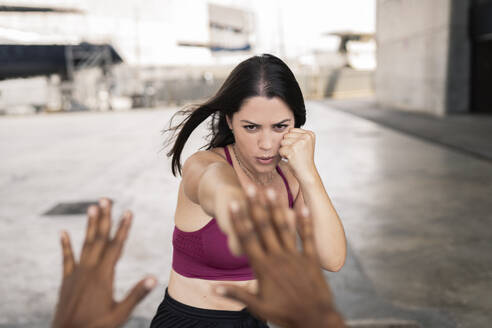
[227,96,295,173]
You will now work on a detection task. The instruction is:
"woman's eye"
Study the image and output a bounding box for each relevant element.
[244,125,257,131]
[274,124,288,130]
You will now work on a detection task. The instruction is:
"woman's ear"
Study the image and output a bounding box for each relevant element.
[226,115,232,130]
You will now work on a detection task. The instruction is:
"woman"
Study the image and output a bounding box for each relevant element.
[151,54,346,327]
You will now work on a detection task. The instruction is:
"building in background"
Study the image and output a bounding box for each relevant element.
[0,4,124,113]
[0,0,376,114]
[375,0,492,116]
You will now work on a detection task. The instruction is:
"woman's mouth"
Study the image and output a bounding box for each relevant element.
[255,156,275,165]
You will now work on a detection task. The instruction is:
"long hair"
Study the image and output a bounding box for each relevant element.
[164,53,306,176]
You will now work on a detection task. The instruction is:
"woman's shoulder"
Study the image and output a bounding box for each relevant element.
[182,147,229,176]
[209,146,228,161]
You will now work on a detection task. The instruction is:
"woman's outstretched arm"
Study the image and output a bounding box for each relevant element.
[181,150,247,255]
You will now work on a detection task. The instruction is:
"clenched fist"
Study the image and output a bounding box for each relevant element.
[279,128,316,180]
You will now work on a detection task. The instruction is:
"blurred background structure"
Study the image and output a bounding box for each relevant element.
[376,0,492,116]
[0,0,375,114]
[1,1,492,328]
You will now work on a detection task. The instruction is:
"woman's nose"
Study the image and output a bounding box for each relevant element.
[258,132,273,151]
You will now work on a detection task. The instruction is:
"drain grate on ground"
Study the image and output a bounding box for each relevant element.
[43,201,99,216]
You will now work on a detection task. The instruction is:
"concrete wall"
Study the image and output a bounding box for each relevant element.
[375,0,471,116]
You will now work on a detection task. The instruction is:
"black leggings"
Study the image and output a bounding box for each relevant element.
[150,288,269,328]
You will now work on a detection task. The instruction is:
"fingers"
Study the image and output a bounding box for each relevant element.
[98,198,113,241]
[278,146,291,160]
[298,207,318,261]
[283,129,315,143]
[213,284,264,316]
[110,276,157,327]
[60,230,75,277]
[245,187,282,253]
[265,190,297,253]
[80,205,100,264]
[287,128,315,138]
[86,198,113,266]
[282,133,302,140]
[280,138,296,146]
[285,128,303,134]
[103,211,133,267]
[229,201,265,264]
[227,234,243,257]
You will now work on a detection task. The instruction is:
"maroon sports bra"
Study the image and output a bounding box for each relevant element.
[172,145,294,280]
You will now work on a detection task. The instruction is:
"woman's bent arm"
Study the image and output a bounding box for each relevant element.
[295,168,346,272]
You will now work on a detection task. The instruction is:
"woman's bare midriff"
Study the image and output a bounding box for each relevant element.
[168,268,258,310]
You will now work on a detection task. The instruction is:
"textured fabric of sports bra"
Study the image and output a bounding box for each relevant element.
[172,145,294,280]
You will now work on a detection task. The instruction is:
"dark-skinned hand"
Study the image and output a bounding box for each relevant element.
[52,198,157,328]
[214,188,346,328]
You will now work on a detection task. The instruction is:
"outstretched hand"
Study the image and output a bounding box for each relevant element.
[214,189,345,328]
[52,198,157,328]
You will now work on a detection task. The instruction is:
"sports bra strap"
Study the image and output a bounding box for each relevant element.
[276,166,294,208]
[224,145,233,166]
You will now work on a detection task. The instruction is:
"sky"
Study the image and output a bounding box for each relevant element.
[2,0,375,65]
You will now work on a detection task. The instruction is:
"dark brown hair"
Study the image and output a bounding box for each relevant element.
[164,53,306,176]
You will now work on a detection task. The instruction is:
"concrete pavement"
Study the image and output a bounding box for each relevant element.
[1,101,491,327]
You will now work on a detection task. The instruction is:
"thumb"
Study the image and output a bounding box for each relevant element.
[110,276,157,327]
[213,284,265,316]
